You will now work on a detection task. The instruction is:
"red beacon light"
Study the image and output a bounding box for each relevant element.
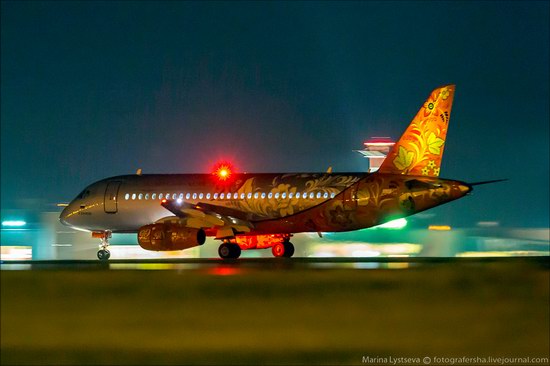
[212,162,234,182]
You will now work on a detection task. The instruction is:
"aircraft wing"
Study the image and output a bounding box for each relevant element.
[160,199,254,238]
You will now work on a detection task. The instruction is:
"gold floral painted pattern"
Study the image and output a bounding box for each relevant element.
[379,85,455,177]
[253,173,471,235]
[225,174,361,219]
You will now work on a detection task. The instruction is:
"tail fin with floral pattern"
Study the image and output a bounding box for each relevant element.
[378,85,455,177]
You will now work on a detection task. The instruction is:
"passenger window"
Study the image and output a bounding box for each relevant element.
[261,192,266,199]
[309,192,314,199]
[281,192,287,199]
[316,192,321,199]
[159,193,163,199]
[199,193,204,199]
[240,193,245,199]
[185,193,190,200]
[138,193,143,200]
[125,193,130,200]
[213,193,218,200]
[275,192,280,199]
[254,192,259,199]
[288,192,293,199]
[331,192,336,198]
[296,192,301,199]
[233,193,238,199]
[268,192,273,199]
[152,193,157,200]
[179,193,184,199]
[145,193,149,200]
[323,192,328,199]
[247,193,252,199]
[220,193,225,199]
[206,193,211,199]
[132,193,136,200]
[192,193,197,200]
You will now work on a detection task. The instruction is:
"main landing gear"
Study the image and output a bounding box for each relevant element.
[217,238,295,259]
[218,241,242,259]
[93,231,112,261]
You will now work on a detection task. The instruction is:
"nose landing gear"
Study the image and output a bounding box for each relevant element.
[97,249,110,261]
[93,231,112,261]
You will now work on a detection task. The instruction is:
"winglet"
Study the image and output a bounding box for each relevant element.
[326,166,333,174]
[378,85,455,177]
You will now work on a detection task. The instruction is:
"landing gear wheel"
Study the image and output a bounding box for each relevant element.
[272,243,285,257]
[97,249,111,261]
[272,241,295,258]
[218,243,241,259]
[283,241,295,258]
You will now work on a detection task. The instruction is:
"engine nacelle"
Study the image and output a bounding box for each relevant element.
[138,223,206,251]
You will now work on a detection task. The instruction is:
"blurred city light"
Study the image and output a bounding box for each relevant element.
[2,220,27,227]
[428,225,452,231]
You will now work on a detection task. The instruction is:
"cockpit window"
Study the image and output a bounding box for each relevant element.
[76,189,91,200]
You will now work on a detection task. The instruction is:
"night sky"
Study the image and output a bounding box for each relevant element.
[1,1,548,227]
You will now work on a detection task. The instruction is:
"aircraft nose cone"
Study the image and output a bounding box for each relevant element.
[59,206,71,226]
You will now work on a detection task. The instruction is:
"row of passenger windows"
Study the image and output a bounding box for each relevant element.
[123,191,336,201]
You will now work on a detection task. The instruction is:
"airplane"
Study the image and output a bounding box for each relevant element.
[60,84,502,260]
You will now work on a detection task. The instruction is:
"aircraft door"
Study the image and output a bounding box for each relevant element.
[104,181,121,213]
[342,183,358,210]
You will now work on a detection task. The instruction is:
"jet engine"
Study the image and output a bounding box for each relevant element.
[138,223,206,251]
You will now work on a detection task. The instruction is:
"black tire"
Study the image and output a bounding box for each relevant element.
[283,242,295,258]
[229,244,241,259]
[97,249,109,261]
[219,243,241,259]
[218,243,231,259]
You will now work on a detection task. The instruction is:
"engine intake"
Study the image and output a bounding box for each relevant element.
[138,223,206,251]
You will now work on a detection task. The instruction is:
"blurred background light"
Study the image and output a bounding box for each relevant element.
[2,220,26,227]
[375,218,408,229]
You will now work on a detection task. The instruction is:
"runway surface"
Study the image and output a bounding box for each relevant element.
[2,256,548,365]
[1,255,549,271]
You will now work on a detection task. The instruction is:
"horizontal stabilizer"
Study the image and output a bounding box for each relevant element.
[469,179,508,186]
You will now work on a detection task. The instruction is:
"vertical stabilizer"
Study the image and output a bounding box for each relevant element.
[378,85,455,177]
